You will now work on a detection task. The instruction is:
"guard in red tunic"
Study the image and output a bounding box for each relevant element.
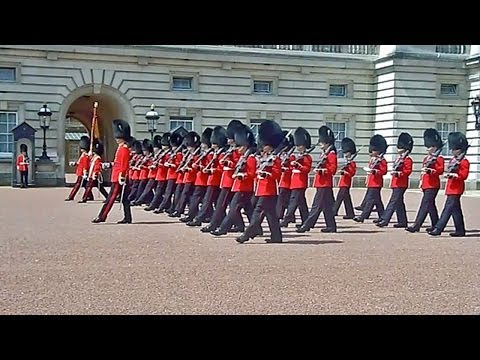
[406,129,445,233]
[80,141,109,203]
[210,124,257,236]
[428,132,470,237]
[131,139,154,205]
[147,132,171,212]
[297,125,337,233]
[332,138,357,219]
[136,135,162,206]
[173,131,202,217]
[17,144,30,188]
[127,140,144,203]
[65,135,90,201]
[92,119,132,224]
[276,131,295,219]
[376,133,413,228]
[186,126,228,226]
[156,126,188,213]
[353,134,388,223]
[279,127,313,228]
[200,120,244,233]
[236,120,284,243]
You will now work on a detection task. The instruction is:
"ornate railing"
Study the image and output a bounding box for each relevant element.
[435,45,468,54]
[234,45,379,55]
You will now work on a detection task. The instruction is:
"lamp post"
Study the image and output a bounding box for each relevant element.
[145,104,159,140]
[37,104,52,160]
[472,95,480,130]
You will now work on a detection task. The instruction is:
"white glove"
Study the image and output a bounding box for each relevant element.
[69,161,76,167]
[102,162,111,170]
[82,174,88,180]
[119,177,126,186]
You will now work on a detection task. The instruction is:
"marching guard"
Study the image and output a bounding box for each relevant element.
[80,140,109,203]
[65,135,91,202]
[332,137,357,219]
[92,119,132,224]
[146,132,171,211]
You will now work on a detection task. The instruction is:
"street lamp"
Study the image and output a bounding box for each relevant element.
[37,104,52,160]
[145,104,160,140]
[472,95,480,130]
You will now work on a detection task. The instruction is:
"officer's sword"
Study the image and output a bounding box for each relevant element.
[119,181,126,212]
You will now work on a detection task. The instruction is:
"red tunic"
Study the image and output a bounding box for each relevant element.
[219,150,240,189]
[232,155,257,193]
[420,155,444,190]
[87,154,103,180]
[338,160,356,188]
[155,153,170,181]
[390,156,413,188]
[445,158,469,195]
[167,152,182,181]
[289,153,312,190]
[194,154,210,186]
[313,152,337,188]
[111,143,130,183]
[139,156,152,180]
[16,154,28,172]
[278,156,292,189]
[76,152,90,177]
[365,157,387,188]
[255,156,282,196]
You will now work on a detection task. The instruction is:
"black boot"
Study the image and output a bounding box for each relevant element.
[296,226,310,233]
[405,226,419,233]
[449,231,466,237]
[117,218,132,224]
[427,228,441,236]
[353,216,364,223]
[235,234,250,244]
[91,217,105,223]
[376,220,388,228]
[201,225,215,233]
[210,229,228,236]
[321,228,337,233]
[187,219,202,227]
[393,223,407,228]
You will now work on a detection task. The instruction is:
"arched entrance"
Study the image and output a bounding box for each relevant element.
[57,85,135,184]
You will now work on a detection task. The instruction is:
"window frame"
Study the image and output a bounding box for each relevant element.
[169,116,194,132]
[0,111,18,158]
[172,76,194,91]
[329,84,347,97]
[436,121,457,157]
[440,83,458,97]
[325,121,347,158]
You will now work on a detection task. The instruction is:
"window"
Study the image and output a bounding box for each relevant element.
[329,84,347,97]
[249,119,265,138]
[437,122,456,156]
[0,112,17,155]
[253,80,273,94]
[172,77,193,90]
[440,84,458,96]
[170,116,194,131]
[0,67,15,82]
[68,142,80,163]
[325,122,346,157]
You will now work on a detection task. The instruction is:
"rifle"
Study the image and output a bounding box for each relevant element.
[313,143,335,172]
[219,145,237,166]
[445,145,470,177]
[256,139,291,178]
[177,146,202,173]
[164,144,186,168]
[290,143,318,169]
[149,147,171,169]
[418,141,446,188]
[203,146,228,173]
[391,148,412,175]
[338,145,364,174]
[233,147,255,179]
[192,148,214,170]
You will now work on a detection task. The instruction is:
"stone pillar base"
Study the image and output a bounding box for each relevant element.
[35,159,57,187]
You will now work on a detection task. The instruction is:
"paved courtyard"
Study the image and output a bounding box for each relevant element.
[1,186,480,315]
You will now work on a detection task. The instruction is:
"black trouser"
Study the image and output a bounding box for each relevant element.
[20,170,28,187]
[380,188,408,225]
[276,187,291,219]
[302,187,336,230]
[176,182,195,214]
[158,179,177,210]
[136,179,157,205]
[186,185,207,219]
[244,196,282,242]
[358,188,385,220]
[434,195,465,233]
[411,188,440,230]
[333,187,355,217]
[218,191,255,232]
[283,188,309,224]
[67,176,92,200]
[357,193,379,216]
[97,182,131,222]
[149,180,167,209]
[195,186,221,222]
[82,179,108,201]
[127,180,140,202]
[207,187,243,230]
[169,183,185,213]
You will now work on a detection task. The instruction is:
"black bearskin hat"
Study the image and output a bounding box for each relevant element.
[127,137,136,149]
[161,132,171,146]
[226,120,244,139]
[169,126,188,147]
[258,120,284,149]
[79,135,90,151]
[113,119,132,141]
[153,135,162,149]
[293,127,312,148]
[211,126,228,147]
[132,140,143,155]
[201,128,213,147]
[423,128,443,148]
[93,141,104,156]
[448,132,468,152]
[142,139,153,153]
[318,125,335,145]
[184,131,201,148]
[20,144,28,153]
[234,124,256,147]
[369,134,388,154]
[341,137,356,155]
[397,132,414,151]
